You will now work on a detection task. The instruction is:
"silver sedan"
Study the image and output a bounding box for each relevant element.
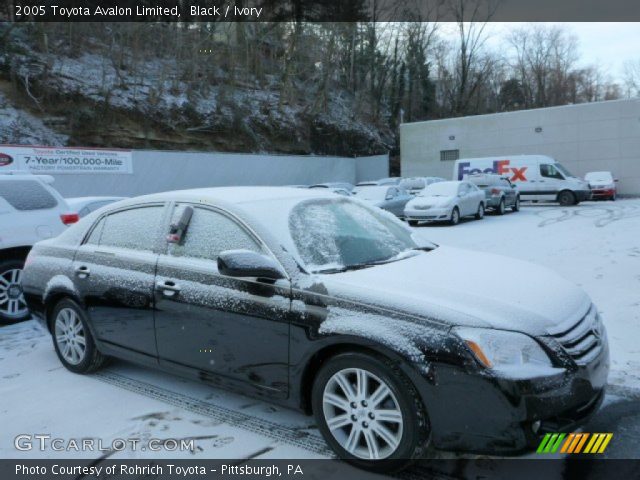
[404,181,486,226]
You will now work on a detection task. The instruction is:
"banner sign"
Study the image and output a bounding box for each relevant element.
[0,146,133,174]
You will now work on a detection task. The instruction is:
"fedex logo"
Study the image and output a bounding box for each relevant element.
[457,160,527,182]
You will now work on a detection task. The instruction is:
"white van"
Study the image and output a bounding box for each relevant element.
[453,155,591,205]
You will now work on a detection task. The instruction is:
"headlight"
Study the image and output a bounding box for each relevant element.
[454,327,552,369]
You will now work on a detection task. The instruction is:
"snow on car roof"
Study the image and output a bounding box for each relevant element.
[116,186,336,208]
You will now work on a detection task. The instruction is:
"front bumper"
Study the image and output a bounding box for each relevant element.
[590,188,615,199]
[417,336,610,454]
[405,207,452,222]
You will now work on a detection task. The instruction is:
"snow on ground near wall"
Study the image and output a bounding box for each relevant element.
[0,91,68,146]
[410,199,640,389]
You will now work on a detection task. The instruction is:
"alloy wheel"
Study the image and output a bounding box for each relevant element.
[0,268,28,319]
[54,308,87,365]
[322,368,404,460]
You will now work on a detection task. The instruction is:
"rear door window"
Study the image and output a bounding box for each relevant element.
[0,180,58,210]
[98,206,165,252]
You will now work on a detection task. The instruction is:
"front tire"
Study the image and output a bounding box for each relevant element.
[475,203,485,220]
[0,259,30,324]
[512,196,521,212]
[408,220,419,227]
[497,198,506,215]
[449,207,460,226]
[558,190,576,206]
[312,353,429,472]
[51,299,107,374]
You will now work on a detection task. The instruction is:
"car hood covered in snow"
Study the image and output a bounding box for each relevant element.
[317,246,591,337]
[407,196,454,208]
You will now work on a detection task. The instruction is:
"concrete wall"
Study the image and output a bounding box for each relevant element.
[400,99,640,195]
[49,150,389,198]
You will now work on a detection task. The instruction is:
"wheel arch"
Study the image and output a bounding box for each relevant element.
[0,246,32,263]
[44,288,85,333]
[297,336,431,416]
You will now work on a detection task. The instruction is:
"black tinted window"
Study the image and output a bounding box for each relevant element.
[99,206,164,251]
[0,180,58,211]
[168,206,261,260]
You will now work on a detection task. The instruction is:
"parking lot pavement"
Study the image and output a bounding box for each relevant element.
[1,199,638,468]
[410,199,640,391]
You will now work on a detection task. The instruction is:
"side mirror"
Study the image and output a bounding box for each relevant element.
[385,194,393,201]
[218,249,285,280]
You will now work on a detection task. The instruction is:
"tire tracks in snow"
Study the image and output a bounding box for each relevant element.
[92,370,334,457]
[91,371,463,479]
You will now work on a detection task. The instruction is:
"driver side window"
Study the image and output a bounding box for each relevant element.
[540,164,564,180]
[168,206,262,260]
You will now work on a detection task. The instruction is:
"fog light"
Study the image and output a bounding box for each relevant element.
[532,420,541,433]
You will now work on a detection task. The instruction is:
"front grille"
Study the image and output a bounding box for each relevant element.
[547,305,604,366]
[414,205,431,210]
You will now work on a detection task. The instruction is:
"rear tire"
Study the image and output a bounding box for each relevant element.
[0,259,30,324]
[475,203,485,220]
[449,207,460,226]
[408,220,419,227]
[558,190,576,206]
[312,352,430,472]
[51,298,107,374]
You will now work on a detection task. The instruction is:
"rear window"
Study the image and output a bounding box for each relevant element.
[0,179,58,211]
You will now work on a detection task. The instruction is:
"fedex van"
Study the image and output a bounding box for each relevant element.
[454,155,591,205]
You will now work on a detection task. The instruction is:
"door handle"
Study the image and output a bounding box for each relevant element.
[75,265,90,278]
[156,280,181,296]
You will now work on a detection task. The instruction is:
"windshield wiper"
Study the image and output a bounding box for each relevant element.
[315,263,376,274]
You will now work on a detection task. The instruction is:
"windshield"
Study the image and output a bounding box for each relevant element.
[555,163,576,178]
[289,198,421,273]
[353,186,388,201]
[420,181,459,197]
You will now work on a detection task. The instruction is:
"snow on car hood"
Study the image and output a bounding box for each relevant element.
[317,246,591,336]
[407,196,453,208]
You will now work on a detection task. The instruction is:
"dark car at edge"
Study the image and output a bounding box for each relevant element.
[22,187,609,472]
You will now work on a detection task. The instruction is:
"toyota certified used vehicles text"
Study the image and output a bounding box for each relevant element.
[22,188,609,472]
[0,172,78,323]
[454,155,591,206]
[464,173,520,214]
[585,171,617,201]
[404,180,485,226]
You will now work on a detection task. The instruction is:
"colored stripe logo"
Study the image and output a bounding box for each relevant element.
[537,433,613,454]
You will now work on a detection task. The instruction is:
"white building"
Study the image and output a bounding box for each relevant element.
[400,99,640,195]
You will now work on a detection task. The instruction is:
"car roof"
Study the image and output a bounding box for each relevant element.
[114,186,336,208]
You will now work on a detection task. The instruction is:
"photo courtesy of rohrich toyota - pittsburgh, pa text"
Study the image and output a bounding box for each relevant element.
[0,1,639,479]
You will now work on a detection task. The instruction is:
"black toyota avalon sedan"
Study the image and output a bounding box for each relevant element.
[22,187,609,471]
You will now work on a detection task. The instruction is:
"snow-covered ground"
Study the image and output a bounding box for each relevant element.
[1,199,638,464]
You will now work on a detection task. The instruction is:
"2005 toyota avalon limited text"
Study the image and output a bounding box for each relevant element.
[22,187,609,472]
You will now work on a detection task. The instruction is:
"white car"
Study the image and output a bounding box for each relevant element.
[66,196,127,218]
[0,173,77,323]
[584,171,617,201]
[404,180,485,226]
[399,176,446,195]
